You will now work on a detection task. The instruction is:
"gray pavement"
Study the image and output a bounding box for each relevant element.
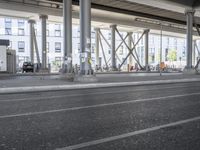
[0,75,72,88]
[97,72,200,82]
[0,82,200,150]
[0,72,200,88]
[0,72,200,94]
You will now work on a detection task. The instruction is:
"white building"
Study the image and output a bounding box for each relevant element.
[0,17,198,72]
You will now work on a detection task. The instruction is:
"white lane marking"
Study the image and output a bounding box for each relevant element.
[56,116,200,150]
[0,84,197,102]
[0,92,200,119]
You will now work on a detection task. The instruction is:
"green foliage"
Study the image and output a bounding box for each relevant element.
[167,49,177,61]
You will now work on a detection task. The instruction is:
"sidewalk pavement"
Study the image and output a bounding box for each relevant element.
[0,72,200,94]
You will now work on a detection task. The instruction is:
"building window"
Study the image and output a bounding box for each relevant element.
[18,28,25,36]
[91,31,95,39]
[5,28,12,35]
[91,44,95,53]
[5,18,12,35]
[18,20,25,36]
[182,46,186,57]
[108,33,111,40]
[151,55,155,63]
[55,57,62,67]
[55,24,61,37]
[119,45,123,55]
[77,31,80,38]
[18,41,25,52]
[78,43,80,53]
[5,18,12,27]
[47,24,49,36]
[150,48,155,55]
[108,49,111,54]
[47,42,49,53]
[55,42,61,52]
[18,20,24,27]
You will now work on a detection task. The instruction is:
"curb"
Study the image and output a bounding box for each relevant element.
[96,71,181,75]
[0,78,200,94]
[0,73,60,77]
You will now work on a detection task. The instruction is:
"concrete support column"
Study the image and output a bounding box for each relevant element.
[145,29,150,71]
[40,14,48,69]
[80,0,92,75]
[28,19,35,64]
[95,28,100,66]
[128,32,133,67]
[110,25,117,70]
[63,0,72,73]
[185,10,195,69]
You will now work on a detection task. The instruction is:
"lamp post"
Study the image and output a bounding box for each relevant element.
[160,23,163,76]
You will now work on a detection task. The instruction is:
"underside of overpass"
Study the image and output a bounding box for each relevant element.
[0,0,199,35]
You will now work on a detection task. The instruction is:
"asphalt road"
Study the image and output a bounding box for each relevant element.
[0,82,200,150]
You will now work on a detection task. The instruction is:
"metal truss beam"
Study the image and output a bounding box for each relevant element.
[194,20,200,71]
[106,33,129,65]
[195,42,200,56]
[98,29,121,67]
[33,27,41,65]
[195,41,200,71]
[115,27,145,69]
[131,35,140,63]
[99,30,111,48]
[98,30,109,69]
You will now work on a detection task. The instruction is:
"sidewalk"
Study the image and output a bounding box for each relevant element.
[0,75,72,88]
[0,72,200,94]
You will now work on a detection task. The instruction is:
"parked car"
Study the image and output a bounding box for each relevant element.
[22,62,34,73]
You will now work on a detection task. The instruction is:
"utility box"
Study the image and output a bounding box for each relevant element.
[0,40,16,74]
[0,40,9,72]
[0,45,7,72]
[7,49,16,73]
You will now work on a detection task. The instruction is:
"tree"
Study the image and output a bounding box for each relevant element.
[167,49,177,62]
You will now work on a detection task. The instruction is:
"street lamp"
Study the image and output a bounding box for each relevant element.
[160,23,163,76]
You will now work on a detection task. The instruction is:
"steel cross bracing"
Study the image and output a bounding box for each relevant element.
[99,29,122,65]
[194,41,200,71]
[195,41,200,56]
[97,27,143,71]
[97,29,122,70]
[131,33,140,63]
[33,28,41,65]
[194,21,200,72]
[105,32,129,65]
[115,27,146,70]
[98,30,109,69]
